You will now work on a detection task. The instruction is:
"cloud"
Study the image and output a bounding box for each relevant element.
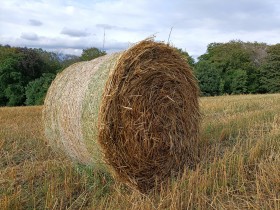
[0,0,279,57]
[29,19,43,26]
[96,24,115,30]
[168,0,280,32]
[96,24,131,31]
[61,28,91,37]
[103,40,130,52]
[1,34,129,55]
[20,32,39,41]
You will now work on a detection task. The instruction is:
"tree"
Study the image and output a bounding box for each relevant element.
[230,69,248,94]
[0,46,63,106]
[5,83,25,106]
[176,48,195,68]
[80,47,106,61]
[60,54,80,70]
[25,73,56,105]
[34,48,62,74]
[260,44,280,93]
[196,40,263,95]
[194,61,221,96]
[0,57,25,106]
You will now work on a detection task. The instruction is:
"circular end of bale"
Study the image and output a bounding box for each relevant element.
[98,40,200,192]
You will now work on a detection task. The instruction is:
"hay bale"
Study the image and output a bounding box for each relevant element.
[43,39,200,192]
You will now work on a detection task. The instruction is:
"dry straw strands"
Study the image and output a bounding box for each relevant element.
[43,39,200,193]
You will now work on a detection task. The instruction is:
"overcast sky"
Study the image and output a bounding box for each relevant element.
[1,0,279,57]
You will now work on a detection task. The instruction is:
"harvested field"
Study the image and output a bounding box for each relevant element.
[0,94,280,209]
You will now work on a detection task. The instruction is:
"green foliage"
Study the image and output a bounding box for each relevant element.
[80,47,106,61]
[0,57,25,106]
[16,47,45,80]
[5,84,25,106]
[260,44,280,93]
[195,40,271,95]
[195,61,221,96]
[25,73,56,105]
[0,44,108,106]
[176,48,195,67]
[60,54,80,70]
[0,46,66,106]
[0,41,280,106]
[230,69,248,94]
[34,49,62,74]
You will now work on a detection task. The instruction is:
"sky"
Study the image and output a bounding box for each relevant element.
[0,0,280,57]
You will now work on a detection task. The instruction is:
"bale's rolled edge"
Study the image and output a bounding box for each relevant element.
[82,52,122,168]
[98,40,200,192]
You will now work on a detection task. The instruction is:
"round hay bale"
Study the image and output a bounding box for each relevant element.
[43,39,200,193]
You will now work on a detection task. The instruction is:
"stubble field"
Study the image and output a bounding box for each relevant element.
[0,94,279,209]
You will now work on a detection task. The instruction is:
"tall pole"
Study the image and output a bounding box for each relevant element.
[167,26,173,44]
[103,28,106,51]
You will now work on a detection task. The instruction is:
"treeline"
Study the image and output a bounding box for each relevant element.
[0,45,105,106]
[194,41,280,96]
[0,41,279,106]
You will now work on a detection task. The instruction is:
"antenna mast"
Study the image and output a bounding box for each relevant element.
[167,26,173,44]
[102,28,106,51]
